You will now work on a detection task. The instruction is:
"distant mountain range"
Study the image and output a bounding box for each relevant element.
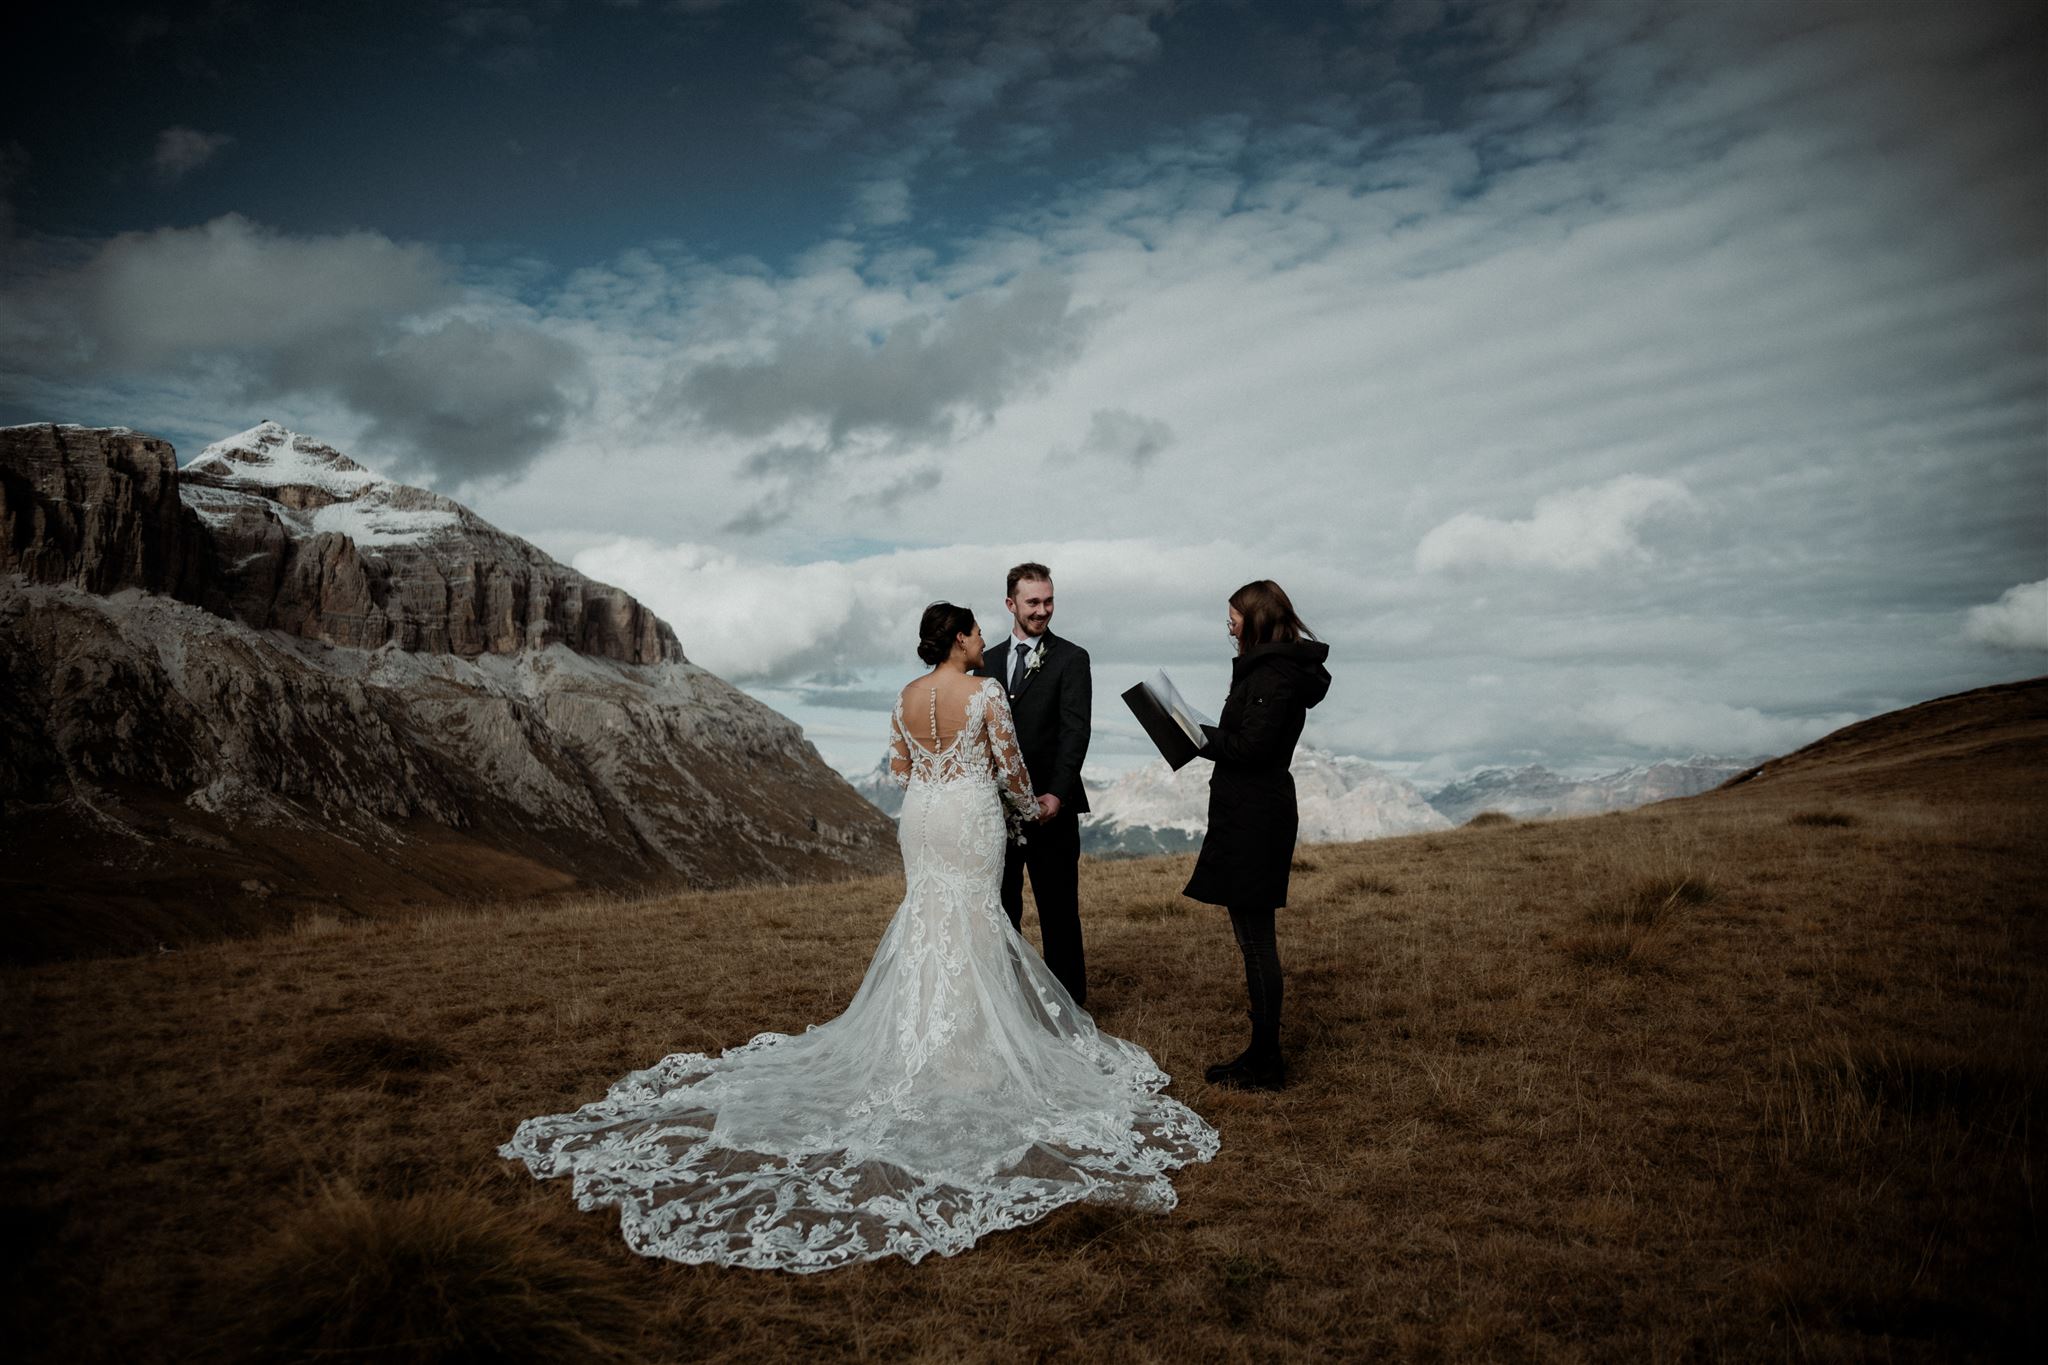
[851,747,1452,856]
[1080,749,1451,856]
[847,759,907,820]
[1424,756,1765,824]
[848,748,1767,854]
[1,422,895,960]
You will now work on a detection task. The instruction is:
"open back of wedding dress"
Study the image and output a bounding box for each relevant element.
[500,675,1219,1271]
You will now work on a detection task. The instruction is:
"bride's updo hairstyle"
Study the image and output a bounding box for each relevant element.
[917,601,977,665]
[1229,580,1315,648]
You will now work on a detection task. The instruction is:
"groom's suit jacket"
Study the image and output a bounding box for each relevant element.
[978,632,1092,815]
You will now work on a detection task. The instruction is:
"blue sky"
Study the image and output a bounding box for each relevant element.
[2,0,2043,781]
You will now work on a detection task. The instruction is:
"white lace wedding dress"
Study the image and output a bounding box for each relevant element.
[499,675,1219,1272]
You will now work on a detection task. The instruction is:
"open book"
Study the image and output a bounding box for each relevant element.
[1120,670,1215,771]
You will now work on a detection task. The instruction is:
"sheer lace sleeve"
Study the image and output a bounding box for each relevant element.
[981,679,1039,832]
[885,704,912,791]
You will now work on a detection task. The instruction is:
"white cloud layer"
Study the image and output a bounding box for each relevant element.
[1571,693,1860,758]
[574,538,931,680]
[572,533,1326,683]
[1963,579,2048,652]
[1415,476,1697,574]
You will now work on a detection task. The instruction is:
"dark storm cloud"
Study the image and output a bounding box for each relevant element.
[793,682,905,712]
[0,140,26,235]
[285,318,589,485]
[785,0,1175,223]
[0,214,588,484]
[1052,408,1173,470]
[445,3,552,77]
[150,127,233,184]
[720,447,942,535]
[722,498,795,536]
[678,272,1089,531]
[721,444,829,532]
[681,273,1088,446]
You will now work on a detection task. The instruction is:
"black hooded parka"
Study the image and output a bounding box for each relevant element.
[1182,638,1333,911]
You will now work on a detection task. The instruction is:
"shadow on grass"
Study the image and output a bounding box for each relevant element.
[1790,810,1860,828]
[1760,1038,2045,1168]
[299,1031,459,1088]
[210,1183,642,1364]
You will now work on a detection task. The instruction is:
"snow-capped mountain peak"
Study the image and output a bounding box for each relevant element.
[182,423,461,548]
[188,421,384,496]
[848,757,904,818]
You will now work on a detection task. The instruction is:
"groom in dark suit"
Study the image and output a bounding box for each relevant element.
[978,561,1092,1006]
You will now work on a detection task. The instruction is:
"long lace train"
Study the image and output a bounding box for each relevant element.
[500,677,1218,1271]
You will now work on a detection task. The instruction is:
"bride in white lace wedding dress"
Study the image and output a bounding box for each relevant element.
[500,604,1218,1272]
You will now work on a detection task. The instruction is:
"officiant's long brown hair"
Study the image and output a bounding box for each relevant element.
[1230,579,1315,650]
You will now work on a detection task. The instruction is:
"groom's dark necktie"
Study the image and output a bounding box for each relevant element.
[1010,643,1029,693]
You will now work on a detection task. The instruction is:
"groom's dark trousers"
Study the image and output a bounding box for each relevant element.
[1001,812,1084,1005]
[980,629,1092,1008]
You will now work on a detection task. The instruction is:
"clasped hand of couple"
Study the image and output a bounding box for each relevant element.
[1032,793,1062,821]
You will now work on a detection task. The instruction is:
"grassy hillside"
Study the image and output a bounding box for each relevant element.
[3,682,2042,1361]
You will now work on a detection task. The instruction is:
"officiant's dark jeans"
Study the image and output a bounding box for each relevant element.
[1002,811,1086,1007]
[1228,906,1283,1035]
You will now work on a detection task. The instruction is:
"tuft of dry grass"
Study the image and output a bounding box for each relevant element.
[1464,810,1516,827]
[1562,867,1715,971]
[1790,810,1860,828]
[1757,1041,1890,1165]
[2,708,2043,1362]
[1597,870,1715,925]
[209,1182,641,1364]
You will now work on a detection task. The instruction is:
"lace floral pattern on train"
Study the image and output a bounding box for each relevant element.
[500,676,1219,1273]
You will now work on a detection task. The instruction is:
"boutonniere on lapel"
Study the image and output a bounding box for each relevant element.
[1024,642,1048,679]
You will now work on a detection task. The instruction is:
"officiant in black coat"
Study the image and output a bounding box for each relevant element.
[1184,579,1331,1091]
[977,561,1092,1006]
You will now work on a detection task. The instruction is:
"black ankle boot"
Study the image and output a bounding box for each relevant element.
[1218,1017,1286,1091]
[1205,1013,1259,1083]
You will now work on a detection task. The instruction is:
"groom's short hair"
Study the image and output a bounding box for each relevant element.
[1006,561,1052,598]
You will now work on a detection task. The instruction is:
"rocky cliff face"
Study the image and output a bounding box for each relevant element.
[0,424,210,596]
[179,423,676,664]
[1,422,896,961]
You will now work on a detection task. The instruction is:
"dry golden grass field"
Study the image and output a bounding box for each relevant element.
[3,680,2043,1362]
